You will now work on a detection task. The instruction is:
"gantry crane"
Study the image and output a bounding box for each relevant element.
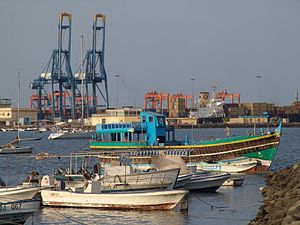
[31,12,75,120]
[30,13,109,120]
[84,14,109,116]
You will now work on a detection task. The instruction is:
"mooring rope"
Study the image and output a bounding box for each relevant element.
[191,192,228,210]
[49,207,88,225]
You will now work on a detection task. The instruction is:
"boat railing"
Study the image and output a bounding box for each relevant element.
[101,170,177,186]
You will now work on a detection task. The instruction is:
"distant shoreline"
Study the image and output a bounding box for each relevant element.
[172,123,300,129]
[2,122,300,130]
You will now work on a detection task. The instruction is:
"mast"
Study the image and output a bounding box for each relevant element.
[17,71,20,140]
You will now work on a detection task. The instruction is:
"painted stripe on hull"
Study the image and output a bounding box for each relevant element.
[43,202,177,210]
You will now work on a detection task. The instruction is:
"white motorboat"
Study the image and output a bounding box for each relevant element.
[55,167,180,192]
[183,171,230,191]
[42,180,188,210]
[48,129,93,140]
[191,159,259,173]
[0,176,52,201]
[0,199,40,225]
[99,167,180,192]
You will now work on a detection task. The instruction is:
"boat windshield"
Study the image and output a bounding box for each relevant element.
[157,116,165,126]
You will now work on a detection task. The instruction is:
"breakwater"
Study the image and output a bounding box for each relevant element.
[249,161,300,225]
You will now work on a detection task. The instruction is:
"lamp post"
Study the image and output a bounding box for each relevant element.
[256,75,262,116]
[191,78,195,108]
[115,74,120,108]
[80,35,84,120]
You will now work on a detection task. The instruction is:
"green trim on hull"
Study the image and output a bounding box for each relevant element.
[243,146,278,161]
[198,135,261,145]
[90,134,278,150]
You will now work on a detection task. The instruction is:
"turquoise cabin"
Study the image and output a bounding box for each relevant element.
[90,111,175,149]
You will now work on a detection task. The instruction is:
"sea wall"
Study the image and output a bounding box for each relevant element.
[249,162,300,225]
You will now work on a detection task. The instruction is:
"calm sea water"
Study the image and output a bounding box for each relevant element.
[0,127,299,225]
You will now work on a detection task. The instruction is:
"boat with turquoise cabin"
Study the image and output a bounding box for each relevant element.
[90,112,281,173]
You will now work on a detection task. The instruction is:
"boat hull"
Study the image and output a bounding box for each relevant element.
[0,185,52,201]
[94,133,280,174]
[183,172,230,191]
[174,174,193,188]
[0,199,40,225]
[0,146,33,154]
[41,189,188,210]
[48,131,93,140]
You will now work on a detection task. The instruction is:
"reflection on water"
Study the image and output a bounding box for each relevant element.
[34,207,188,225]
[0,127,299,224]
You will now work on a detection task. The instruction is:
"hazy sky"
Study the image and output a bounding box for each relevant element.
[0,0,300,107]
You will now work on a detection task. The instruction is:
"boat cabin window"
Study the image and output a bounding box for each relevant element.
[149,116,153,123]
[142,116,146,123]
[157,116,165,126]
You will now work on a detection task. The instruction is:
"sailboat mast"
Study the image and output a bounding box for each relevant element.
[17,72,20,140]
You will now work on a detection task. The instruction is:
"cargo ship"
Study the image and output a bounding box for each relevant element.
[189,91,225,123]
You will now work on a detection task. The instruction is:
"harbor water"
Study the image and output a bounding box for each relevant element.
[0,127,299,225]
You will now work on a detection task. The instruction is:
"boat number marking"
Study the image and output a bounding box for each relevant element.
[0,203,22,211]
[11,203,22,210]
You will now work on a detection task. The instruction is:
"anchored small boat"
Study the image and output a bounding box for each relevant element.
[0,145,33,154]
[48,129,93,140]
[191,157,259,174]
[57,167,180,192]
[182,171,230,192]
[41,180,188,210]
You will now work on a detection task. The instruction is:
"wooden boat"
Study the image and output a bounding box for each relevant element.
[182,171,230,191]
[41,181,188,210]
[0,199,40,225]
[90,112,282,173]
[0,176,52,201]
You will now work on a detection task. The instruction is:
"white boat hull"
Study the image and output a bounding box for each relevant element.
[41,189,188,210]
[48,131,93,140]
[0,185,52,201]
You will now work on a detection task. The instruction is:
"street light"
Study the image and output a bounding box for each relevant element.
[115,74,120,108]
[191,78,195,108]
[256,75,262,115]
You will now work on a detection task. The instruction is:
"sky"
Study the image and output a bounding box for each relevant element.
[0,0,300,108]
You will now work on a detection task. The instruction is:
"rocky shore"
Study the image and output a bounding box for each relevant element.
[249,162,300,225]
